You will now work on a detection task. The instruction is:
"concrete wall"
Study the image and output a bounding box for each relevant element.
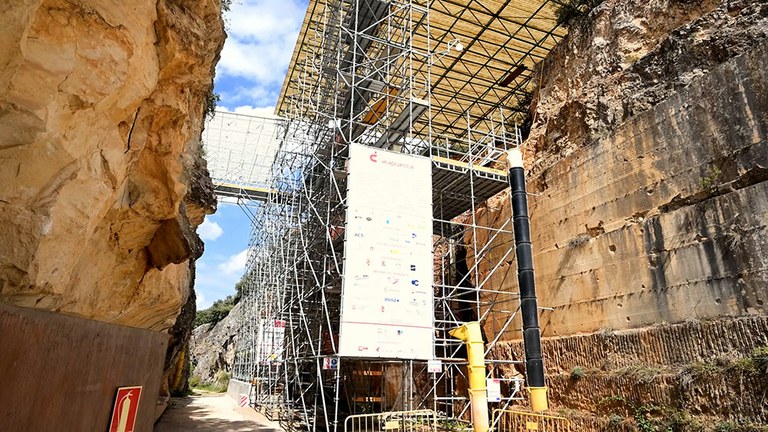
[0,304,167,431]
[227,378,252,403]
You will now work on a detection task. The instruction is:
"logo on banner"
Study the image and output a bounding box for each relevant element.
[370,152,378,162]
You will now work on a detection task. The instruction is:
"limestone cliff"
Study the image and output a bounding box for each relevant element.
[190,301,242,384]
[528,0,768,173]
[463,0,768,428]
[0,0,225,419]
[470,0,768,336]
[0,0,223,331]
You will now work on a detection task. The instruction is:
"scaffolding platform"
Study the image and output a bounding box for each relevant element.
[432,156,509,233]
[213,182,274,202]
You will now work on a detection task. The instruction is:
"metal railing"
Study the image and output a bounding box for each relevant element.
[492,410,570,432]
[345,410,438,432]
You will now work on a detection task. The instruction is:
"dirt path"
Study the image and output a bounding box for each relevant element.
[155,392,281,432]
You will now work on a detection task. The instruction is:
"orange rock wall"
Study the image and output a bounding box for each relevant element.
[0,0,224,331]
[466,0,768,428]
[468,0,768,340]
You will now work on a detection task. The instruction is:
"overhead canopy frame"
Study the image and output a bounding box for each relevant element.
[275,0,568,140]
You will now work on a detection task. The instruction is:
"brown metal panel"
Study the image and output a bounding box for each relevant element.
[0,304,168,432]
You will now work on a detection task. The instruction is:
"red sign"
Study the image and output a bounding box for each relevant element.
[108,386,142,432]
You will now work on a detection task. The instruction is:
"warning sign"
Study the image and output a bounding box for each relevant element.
[427,359,442,373]
[108,386,142,432]
[323,357,339,370]
[384,420,400,430]
[486,378,501,402]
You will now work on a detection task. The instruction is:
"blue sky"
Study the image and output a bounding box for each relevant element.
[196,205,254,308]
[214,0,308,115]
[195,0,307,309]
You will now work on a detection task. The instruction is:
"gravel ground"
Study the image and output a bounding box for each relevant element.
[155,392,281,432]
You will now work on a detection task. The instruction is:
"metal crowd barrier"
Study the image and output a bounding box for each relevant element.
[492,409,571,432]
[345,409,438,432]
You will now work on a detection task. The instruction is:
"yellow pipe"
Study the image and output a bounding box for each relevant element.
[449,322,489,432]
[529,387,548,412]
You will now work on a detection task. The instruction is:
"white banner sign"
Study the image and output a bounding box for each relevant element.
[338,143,434,360]
[487,378,502,402]
[257,319,285,363]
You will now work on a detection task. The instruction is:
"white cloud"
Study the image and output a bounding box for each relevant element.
[217,0,305,85]
[217,82,282,109]
[196,292,209,309]
[198,218,224,241]
[218,38,293,85]
[215,105,278,118]
[233,105,277,117]
[227,0,305,41]
[217,248,250,276]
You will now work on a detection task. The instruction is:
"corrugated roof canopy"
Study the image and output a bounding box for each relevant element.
[276,0,567,140]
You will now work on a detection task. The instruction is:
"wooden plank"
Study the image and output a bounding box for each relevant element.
[353,396,382,402]
[351,370,383,376]
[362,87,400,125]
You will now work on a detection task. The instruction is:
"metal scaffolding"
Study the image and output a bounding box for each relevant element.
[231,0,568,431]
[201,111,284,221]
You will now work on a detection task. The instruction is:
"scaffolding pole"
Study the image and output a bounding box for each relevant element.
[232,1,534,430]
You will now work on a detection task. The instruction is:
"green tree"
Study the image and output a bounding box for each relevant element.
[194,275,248,327]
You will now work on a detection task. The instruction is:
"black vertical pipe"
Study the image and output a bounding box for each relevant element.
[507,150,545,389]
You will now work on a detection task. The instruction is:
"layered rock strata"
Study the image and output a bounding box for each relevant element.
[465,0,768,428]
[490,316,768,429]
[472,45,768,337]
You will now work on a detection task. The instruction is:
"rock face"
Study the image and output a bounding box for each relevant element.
[0,0,225,422]
[474,45,768,337]
[527,0,768,174]
[0,0,223,330]
[469,0,768,336]
[190,302,242,384]
[464,0,768,428]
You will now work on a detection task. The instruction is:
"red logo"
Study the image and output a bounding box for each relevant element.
[369,152,378,162]
[109,386,142,432]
